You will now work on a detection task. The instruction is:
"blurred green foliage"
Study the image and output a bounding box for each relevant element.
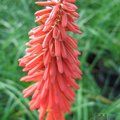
[0,0,120,120]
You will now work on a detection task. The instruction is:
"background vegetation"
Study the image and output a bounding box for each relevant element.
[0,0,120,119]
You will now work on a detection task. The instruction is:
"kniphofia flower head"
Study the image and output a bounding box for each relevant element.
[19,0,82,119]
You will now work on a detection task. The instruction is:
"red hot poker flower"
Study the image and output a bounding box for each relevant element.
[19,0,82,120]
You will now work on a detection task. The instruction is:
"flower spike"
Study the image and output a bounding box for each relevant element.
[19,0,82,120]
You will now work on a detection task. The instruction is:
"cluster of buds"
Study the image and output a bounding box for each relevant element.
[19,0,82,120]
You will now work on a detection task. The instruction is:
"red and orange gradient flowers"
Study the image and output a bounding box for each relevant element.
[19,0,82,119]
